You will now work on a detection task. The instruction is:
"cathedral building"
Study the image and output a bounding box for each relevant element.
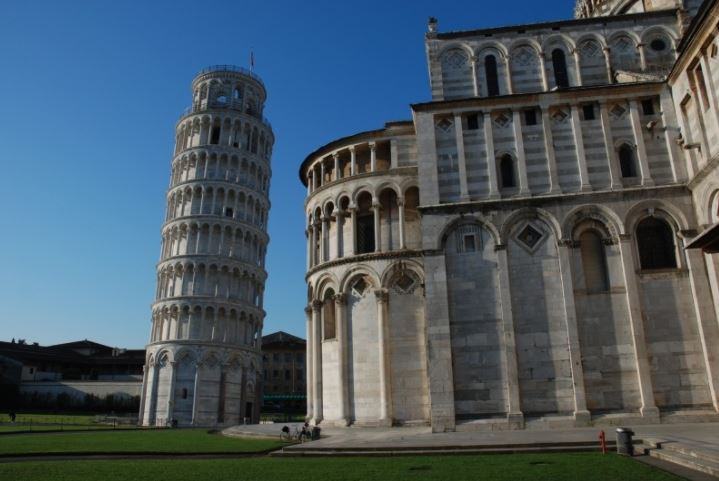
[301,0,719,431]
[140,66,272,426]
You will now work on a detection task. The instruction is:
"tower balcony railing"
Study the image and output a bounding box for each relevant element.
[179,102,272,129]
[196,65,265,87]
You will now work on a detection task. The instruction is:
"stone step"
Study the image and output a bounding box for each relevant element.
[272,445,608,457]
[650,447,719,478]
[660,442,719,465]
[283,439,621,453]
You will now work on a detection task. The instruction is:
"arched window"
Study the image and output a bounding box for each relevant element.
[322,289,336,340]
[233,88,241,100]
[356,192,375,254]
[499,154,516,188]
[636,217,677,270]
[485,55,500,97]
[579,230,609,292]
[619,144,637,178]
[552,48,569,88]
[210,125,220,145]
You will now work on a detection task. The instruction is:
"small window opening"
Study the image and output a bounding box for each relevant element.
[464,234,476,252]
[650,39,667,52]
[210,126,220,145]
[499,154,516,188]
[582,104,595,121]
[181,388,188,399]
[485,55,500,97]
[637,217,677,270]
[467,114,479,130]
[552,48,570,88]
[524,109,537,126]
[225,207,234,218]
[641,99,655,116]
[619,144,637,178]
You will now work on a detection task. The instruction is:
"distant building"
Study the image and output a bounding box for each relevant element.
[0,339,144,409]
[261,331,306,413]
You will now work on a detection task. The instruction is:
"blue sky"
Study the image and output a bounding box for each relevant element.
[0,0,574,348]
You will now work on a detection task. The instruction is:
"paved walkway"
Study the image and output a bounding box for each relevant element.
[224,422,719,453]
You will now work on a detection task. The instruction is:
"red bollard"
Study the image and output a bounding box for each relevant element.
[599,430,607,454]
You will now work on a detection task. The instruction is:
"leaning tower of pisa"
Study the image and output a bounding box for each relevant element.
[139,66,273,427]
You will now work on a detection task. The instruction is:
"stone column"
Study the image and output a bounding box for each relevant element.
[191,361,202,425]
[540,106,562,194]
[599,101,622,189]
[511,110,530,195]
[398,199,406,249]
[570,104,592,191]
[336,209,344,259]
[305,306,313,420]
[572,48,582,86]
[138,365,149,425]
[333,153,341,181]
[311,300,323,423]
[470,56,480,96]
[683,241,719,411]
[349,146,356,176]
[505,56,514,94]
[495,245,524,426]
[306,227,312,269]
[372,202,381,253]
[454,113,470,201]
[334,293,349,424]
[390,139,398,169]
[539,53,549,91]
[483,112,500,198]
[637,43,647,71]
[629,100,654,186]
[557,240,591,425]
[415,112,440,205]
[369,142,377,172]
[423,253,456,432]
[617,235,659,419]
[700,52,719,133]
[375,288,392,425]
[320,161,326,186]
[320,217,328,263]
[601,46,612,81]
[349,206,357,256]
[307,173,312,195]
[659,88,687,183]
[166,360,177,423]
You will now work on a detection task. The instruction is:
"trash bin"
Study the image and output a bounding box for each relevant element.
[616,427,634,456]
[311,426,321,440]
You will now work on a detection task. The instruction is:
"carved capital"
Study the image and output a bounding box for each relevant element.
[304,305,313,315]
[333,292,347,304]
[374,288,389,303]
[311,299,323,311]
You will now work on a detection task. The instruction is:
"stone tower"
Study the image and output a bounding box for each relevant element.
[140,65,273,427]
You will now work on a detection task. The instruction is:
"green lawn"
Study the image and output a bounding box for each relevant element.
[0,453,682,481]
[0,429,284,455]
[0,413,136,433]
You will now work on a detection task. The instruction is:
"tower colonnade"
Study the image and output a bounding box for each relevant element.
[140,66,273,427]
